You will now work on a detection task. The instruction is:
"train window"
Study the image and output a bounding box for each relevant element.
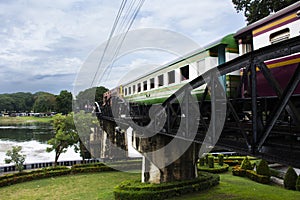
[168,70,175,84]
[158,74,164,87]
[150,78,155,89]
[137,83,141,92]
[133,85,136,94]
[180,65,189,81]
[270,28,290,44]
[128,87,131,95]
[124,88,128,96]
[143,81,148,91]
[143,81,147,91]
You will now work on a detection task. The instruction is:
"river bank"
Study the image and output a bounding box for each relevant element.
[0,116,53,125]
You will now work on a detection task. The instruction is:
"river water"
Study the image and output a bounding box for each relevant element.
[0,124,81,165]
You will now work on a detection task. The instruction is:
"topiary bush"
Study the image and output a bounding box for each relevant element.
[256,159,270,177]
[199,157,205,166]
[284,166,298,190]
[218,154,224,166]
[296,175,300,191]
[205,154,212,165]
[240,156,253,170]
[208,156,214,168]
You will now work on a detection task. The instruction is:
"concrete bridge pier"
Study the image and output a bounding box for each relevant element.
[132,131,199,184]
[98,120,128,159]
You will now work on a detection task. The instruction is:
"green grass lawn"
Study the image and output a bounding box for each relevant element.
[0,171,140,200]
[0,171,299,200]
[0,116,53,125]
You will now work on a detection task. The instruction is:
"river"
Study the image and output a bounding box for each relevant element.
[0,124,81,165]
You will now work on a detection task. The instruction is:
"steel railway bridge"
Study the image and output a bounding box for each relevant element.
[97,36,300,170]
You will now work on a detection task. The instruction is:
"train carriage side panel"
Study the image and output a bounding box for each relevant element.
[253,8,300,50]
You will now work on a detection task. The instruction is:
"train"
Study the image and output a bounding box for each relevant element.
[101,2,300,111]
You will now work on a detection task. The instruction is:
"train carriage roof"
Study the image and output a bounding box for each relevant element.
[234,1,300,39]
[121,34,237,86]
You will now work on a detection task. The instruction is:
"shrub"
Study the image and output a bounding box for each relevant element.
[240,157,252,170]
[199,158,205,166]
[284,166,298,190]
[246,170,270,184]
[114,172,220,200]
[256,160,270,177]
[4,146,26,172]
[232,166,246,177]
[296,175,300,191]
[218,154,224,166]
[198,164,229,173]
[205,154,211,165]
[208,156,214,168]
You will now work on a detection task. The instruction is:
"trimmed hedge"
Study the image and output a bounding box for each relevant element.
[0,163,121,187]
[198,164,229,174]
[114,172,220,200]
[246,170,270,184]
[199,158,205,166]
[218,154,224,166]
[232,166,270,184]
[0,167,71,187]
[208,156,214,168]
[240,157,253,170]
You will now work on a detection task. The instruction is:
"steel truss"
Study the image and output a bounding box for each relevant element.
[97,36,300,167]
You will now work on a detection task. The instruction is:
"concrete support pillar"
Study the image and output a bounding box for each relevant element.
[101,120,128,159]
[133,131,199,184]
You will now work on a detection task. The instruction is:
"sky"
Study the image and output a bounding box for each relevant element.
[0,0,246,95]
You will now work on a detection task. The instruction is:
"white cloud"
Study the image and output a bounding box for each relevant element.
[0,0,246,94]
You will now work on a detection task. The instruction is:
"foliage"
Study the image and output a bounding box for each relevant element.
[0,90,74,113]
[114,172,220,200]
[198,164,229,174]
[284,166,298,190]
[32,92,57,113]
[0,161,140,188]
[246,170,270,184]
[208,156,214,168]
[73,110,100,160]
[46,113,79,166]
[232,0,299,24]
[75,86,108,110]
[4,146,26,172]
[240,156,253,170]
[232,166,270,184]
[199,157,205,166]
[56,90,73,114]
[296,175,300,191]
[218,154,224,166]
[256,159,270,177]
[0,92,34,112]
[205,153,212,165]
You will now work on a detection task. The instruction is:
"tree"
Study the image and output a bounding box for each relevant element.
[10,92,34,112]
[56,90,73,114]
[232,0,299,24]
[76,86,108,110]
[0,95,15,112]
[73,110,99,161]
[5,146,26,172]
[46,113,79,166]
[33,92,57,113]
